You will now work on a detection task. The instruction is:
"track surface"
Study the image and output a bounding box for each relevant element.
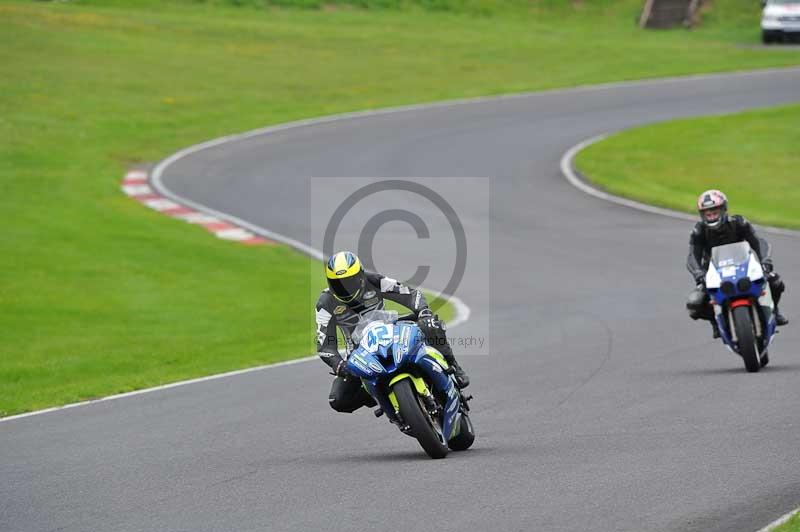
[4,69,800,532]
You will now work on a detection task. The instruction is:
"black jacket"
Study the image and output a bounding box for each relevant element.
[687,215,771,283]
[315,272,427,371]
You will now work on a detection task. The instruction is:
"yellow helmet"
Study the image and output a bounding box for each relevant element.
[325,251,365,303]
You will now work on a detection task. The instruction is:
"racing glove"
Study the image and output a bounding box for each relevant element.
[417,308,445,331]
[418,308,433,319]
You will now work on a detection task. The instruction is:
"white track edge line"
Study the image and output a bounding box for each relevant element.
[560,134,800,238]
[0,356,316,424]
[756,506,800,532]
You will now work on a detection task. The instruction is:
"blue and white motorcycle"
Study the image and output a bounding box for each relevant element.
[705,241,777,372]
[346,310,475,459]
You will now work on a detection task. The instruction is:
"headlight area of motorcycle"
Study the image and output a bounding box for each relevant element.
[721,281,736,296]
[737,278,752,292]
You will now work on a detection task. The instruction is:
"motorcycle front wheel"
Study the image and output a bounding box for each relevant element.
[393,379,448,459]
[732,305,760,373]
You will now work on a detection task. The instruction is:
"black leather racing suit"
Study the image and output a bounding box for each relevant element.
[686,215,785,321]
[315,271,456,413]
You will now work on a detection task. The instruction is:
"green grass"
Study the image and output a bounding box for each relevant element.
[1,0,798,417]
[772,510,800,532]
[575,104,800,229]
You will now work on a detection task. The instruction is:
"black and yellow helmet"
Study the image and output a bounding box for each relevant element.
[325,251,366,303]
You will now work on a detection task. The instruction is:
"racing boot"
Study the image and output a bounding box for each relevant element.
[711,319,721,339]
[441,349,470,388]
[775,307,789,326]
[450,360,470,389]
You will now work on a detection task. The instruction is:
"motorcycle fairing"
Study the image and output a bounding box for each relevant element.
[409,343,461,441]
[706,242,776,354]
[347,319,461,441]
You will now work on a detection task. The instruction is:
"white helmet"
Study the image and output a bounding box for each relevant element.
[697,189,728,230]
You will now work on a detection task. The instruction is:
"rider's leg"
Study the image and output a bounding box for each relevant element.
[687,286,719,338]
[418,313,470,388]
[328,375,376,413]
[768,272,788,326]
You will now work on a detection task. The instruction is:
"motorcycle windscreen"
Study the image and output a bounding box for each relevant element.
[710,241,751,270]
[352,310,398,344]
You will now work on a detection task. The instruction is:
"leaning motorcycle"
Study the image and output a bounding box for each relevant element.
[705,241,777,372]
[346,310,475,458]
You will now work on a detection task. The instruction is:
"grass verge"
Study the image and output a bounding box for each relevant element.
[2,0,799,416]
[770,510,800,532]
[575,104,800,229]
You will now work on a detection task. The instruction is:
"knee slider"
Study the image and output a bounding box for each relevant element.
[686,289,707,310]
[686,289,710,320]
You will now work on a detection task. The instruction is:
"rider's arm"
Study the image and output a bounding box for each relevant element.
[687,224,707,283]
[315,302,344,371]
[735,215,772,264]
[369,272,429,319]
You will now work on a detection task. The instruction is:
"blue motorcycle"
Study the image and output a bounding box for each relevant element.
[346,310,475,458]
[705,242,777,372]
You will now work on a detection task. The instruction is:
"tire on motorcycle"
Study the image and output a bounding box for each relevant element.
[447,412,475,451]
[732,305,760,373]
[392,379,448,459]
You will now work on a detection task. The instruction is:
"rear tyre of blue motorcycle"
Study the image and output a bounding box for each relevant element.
[732,306,760,373]
[447,413,475,451]
[393,380,448,459]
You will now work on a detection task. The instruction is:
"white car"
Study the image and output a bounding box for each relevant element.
[762,0,800,43]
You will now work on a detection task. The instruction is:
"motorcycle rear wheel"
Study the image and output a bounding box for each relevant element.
[732,306,760,373]
[393,379,448,459]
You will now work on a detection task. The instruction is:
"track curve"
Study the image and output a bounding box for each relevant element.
[3,68,800,532]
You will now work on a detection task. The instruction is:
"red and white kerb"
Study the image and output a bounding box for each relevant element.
[121,169,273,246]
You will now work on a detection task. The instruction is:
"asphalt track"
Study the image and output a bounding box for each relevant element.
[4,69,800,532]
